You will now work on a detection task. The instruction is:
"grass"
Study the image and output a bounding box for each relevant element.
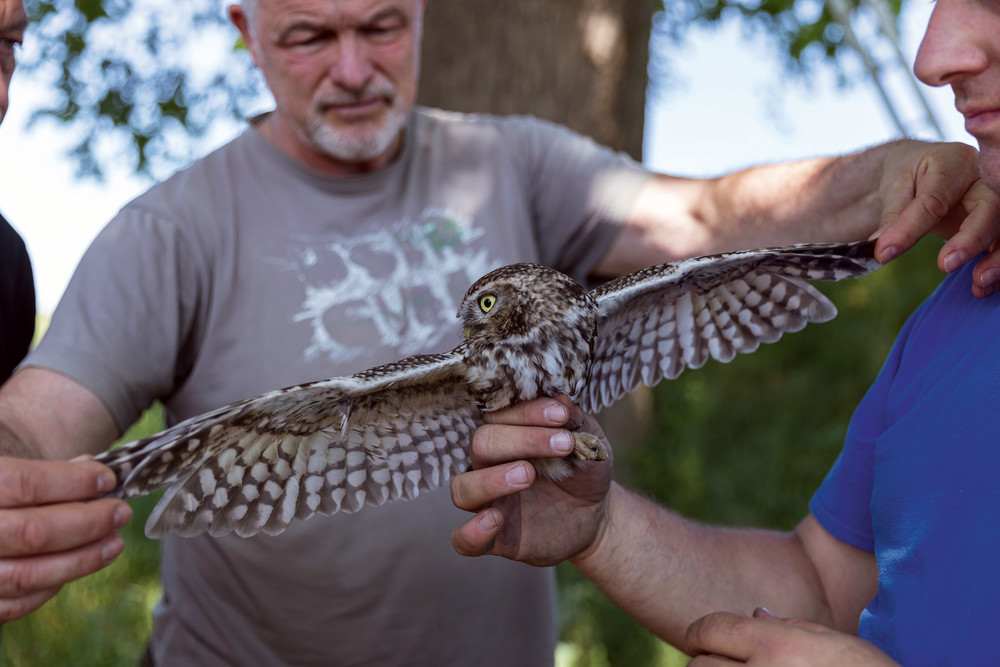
[2,238,946,665]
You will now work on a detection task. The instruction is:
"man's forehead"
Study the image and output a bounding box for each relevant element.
[0,0,28,33]
[256,0,417,23]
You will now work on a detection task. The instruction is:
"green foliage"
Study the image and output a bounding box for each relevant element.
[657,0,902,74]
[22,0,265,179]
[559,562,689,666]
[19,0,901,178]
[0,404,166,667]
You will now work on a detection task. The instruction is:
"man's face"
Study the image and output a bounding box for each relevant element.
[0,0,27,126]
[232,0,423,172]
[915,0,1000,192]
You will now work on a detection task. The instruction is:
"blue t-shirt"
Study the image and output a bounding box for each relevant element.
[810,258,1000,665]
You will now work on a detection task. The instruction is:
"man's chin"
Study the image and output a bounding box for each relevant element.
[977,145,1000,195]
[308,107,409,164]
[309,126,400,163]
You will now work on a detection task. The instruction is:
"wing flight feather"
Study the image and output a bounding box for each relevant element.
[581,241,879,413]
[95,352,479,538]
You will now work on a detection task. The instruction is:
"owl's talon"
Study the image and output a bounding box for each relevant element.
[571,432,607,462]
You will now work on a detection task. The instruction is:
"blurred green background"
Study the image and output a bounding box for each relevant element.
[1,239,946,666]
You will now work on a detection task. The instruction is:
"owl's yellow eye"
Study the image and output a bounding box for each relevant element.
[479,295,497,313]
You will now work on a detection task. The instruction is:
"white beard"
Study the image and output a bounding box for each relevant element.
[303,74,410,163]
[306,103,409,163]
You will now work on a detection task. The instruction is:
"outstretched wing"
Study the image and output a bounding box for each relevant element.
[581,240,880,413]
[95,352,480,539]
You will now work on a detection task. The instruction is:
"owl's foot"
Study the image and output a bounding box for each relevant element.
[532,432,608,482]
[571,432,608,462]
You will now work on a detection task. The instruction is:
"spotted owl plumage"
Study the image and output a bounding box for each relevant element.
[95,240,880,539]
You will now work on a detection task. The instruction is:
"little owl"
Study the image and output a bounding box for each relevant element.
[95,240,879,538]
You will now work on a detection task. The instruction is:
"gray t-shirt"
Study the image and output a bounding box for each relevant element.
[29,107,652,666]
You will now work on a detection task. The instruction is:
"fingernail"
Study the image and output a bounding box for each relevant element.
[113,503,132,530]
[505,463,529,486]
[102,535,124,564]
[97,472,116,494]
[979,268,1000,288]
[478,511,498,532]
[943,250,968,273]
[550,431,574,454]
[754,606,776,618]
[543,403,568,424]
[879,245,900,264]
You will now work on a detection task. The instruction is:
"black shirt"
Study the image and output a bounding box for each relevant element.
[0,211,35,382]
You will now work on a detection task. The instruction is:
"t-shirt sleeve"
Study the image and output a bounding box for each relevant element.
[808,325,912,553]
[503,117,653,283]
[24,206,206,432]
[0,214,36,380]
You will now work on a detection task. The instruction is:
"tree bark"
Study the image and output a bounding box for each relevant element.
[417,0,655,161]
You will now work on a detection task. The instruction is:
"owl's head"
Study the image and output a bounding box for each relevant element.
[457,263,593,342]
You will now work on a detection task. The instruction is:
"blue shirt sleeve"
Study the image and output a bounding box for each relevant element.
[808,322,913,553]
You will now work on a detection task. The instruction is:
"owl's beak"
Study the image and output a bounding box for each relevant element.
[464,327,471,340]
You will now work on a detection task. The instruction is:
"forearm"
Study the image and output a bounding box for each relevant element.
[0,369,119,461]
[597,141,906,276]
[569,483,832,651]
[693,146,889,249]
[0,418,41,459]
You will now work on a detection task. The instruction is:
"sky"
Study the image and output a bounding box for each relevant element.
[0,1,972,315]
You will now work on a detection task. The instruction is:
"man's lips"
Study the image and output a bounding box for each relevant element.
[325,98,386,118]
[961,105,1000,135]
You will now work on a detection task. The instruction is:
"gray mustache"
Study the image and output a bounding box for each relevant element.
[317,81,397,107]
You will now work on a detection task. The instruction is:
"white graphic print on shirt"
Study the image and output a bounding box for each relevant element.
[284,209,496,363]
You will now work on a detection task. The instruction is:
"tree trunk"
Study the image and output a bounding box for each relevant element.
[417,0,655,161]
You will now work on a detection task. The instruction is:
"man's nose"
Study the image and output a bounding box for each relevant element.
[913,0,988,87]
[330,33,374,92]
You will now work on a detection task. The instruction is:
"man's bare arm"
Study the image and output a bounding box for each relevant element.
[0,367,119,460]
[596,140,1000,296]
[568,488,876,648]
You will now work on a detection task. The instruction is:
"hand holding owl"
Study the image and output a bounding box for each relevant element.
[450,395,613,566]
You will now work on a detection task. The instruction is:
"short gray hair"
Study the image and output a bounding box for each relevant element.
[240,0,256,22]
[236,0,257,38]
